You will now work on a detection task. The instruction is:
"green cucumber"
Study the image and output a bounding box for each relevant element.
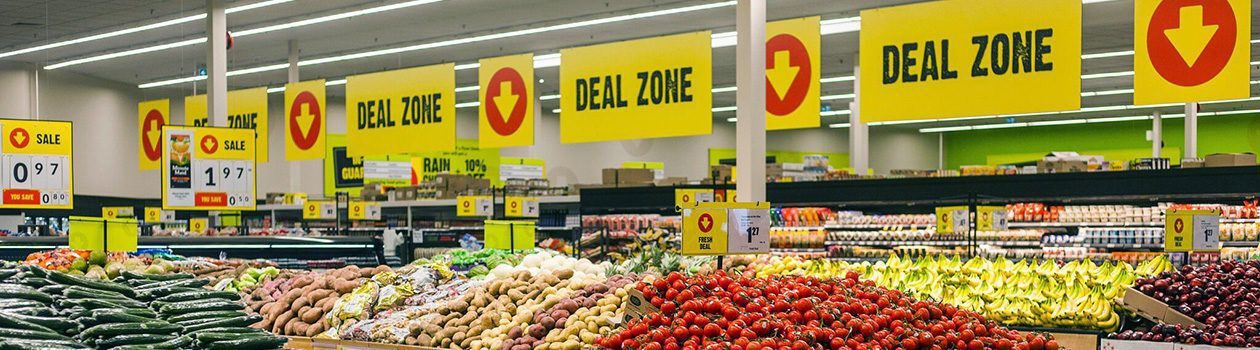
[0,270,17,280]
[192,329,268,343]
[57,297,147,310]
[45,271,134,297]
[15,266,46,278]
[16,277,51,288]
[164,310,247,323]
[36,285,66,295]
[155,290,239,303]
[78,321,179,339]
[0,286,52,303]
[94,334,177,349]
[182,315,261,332]
[0,339,88,350]
[135,278,207,292]
[0,298,48,308]
[134,287,200,301]
[0,312,59,333]
[121,271,192,282]
[203,335,288,350]
[8,306,55,316]
[157,299,241,316]
[0,312,80,333]
[62,286,129,300]
[0,327,71,341]
[79,310,157,328]
[186,327,264,337]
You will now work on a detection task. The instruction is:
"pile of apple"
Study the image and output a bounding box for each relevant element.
[599,271,1057,350]
[1115,260,1260,347]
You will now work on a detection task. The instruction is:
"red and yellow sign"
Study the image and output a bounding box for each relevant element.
[138,99,169,171]
[479,54,534,149]
[183,88,270,162]
[285,79,326,160]
[346,63,456,157]
[766,17,820,130]
[1135,0,1250,105]
[560,31,713,143]
[162,126,256,211]
[0,119,73,209]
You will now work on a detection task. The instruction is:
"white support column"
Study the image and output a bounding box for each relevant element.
[1151,111,1162,158]
[734,0,766,202]
[207,0,228,127]
[288,40,301,192]
[849,59,869,174]
[1184,103,1198,159]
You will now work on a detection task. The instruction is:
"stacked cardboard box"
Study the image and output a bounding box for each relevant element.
[601,168,655,187]
[1204,153,1256,167]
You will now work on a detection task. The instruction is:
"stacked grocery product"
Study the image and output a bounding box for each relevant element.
[1112,260,1260,347]
[769,227,826,249]
[830,212,934,226]
[580,215,678,260]
[770,207,834,227]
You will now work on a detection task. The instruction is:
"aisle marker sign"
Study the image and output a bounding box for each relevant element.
[189,218,208,233]
[349,201,381,220]
[766,17,821,130]
[285,79,326,160]
[675,188,716,207]
[560,31,713,143]
[0,119,73,209]
[138,99,169,171]
[1135,0,1250,105]
[161,126,256,211]
[143,207,175,222]
[859,0,1081,122]
[347,63,455,157]
[505,196,539,218]
[479,54,534,149]
[102,206,134,219]
[1165,209,1221,252]
[303,200,336,220]
[977,206,1009,231]
[935,206,969,234]
[457,195,492,217]
[184,89,271,162]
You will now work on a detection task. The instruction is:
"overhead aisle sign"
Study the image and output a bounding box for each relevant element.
[560,31,712,143]
[162,126,256,211]
[0,119,73,209]
[409,139,500,184]
[285,79,327,160]
[766,17,821,130]
[859,0,1081,122]
[347,63,456,157]
[184,89,270,162]
[480,54,535,148]
[138,99,169,171]
[1135,0,1250,105]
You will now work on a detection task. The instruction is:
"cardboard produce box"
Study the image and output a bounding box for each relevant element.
[655,177,688,186]
[1119,287,1206,328]
[601,168,655,186]
[709,165,733,182]
[1204,153,1256,167]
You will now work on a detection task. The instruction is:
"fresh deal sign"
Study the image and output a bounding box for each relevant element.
[860,0,1081,122]
[560,31,712,143]
[347,63,455,157]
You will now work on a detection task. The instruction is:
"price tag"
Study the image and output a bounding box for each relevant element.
[456,196,492,217]
[144,207,175,222]
[675,188,716,207]
[303,200,336,220]
[189,218,209,233]
[727,207,770,254]
[505,196,539,218]
[102,206,134,219]
[1166,209,1221,252]
[349,201,381,220]
[1193,213,1221,252]
[621,288,661,322]
[977,206,1008,231]
[0,119,73,209]
[162,126,256,210]
[935,206,969,234]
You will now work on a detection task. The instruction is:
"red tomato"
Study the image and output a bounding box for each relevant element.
[704,323,722,338]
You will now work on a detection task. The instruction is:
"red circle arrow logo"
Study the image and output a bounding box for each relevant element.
[485,68,528,136]
[1147,0,1236,86]
[200,134,219,155]
[289,91,322,150]
[698,213,715,233]
[1175,218,1185,233]
[142,110,165,161]
[9,128,29,149]
[765,33,812,116]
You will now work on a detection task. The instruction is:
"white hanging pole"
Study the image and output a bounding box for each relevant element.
[1184,103,1198,159]
[206,0,228,127]
[734,0,766,202]
[849,56,868,174]
[1151,111,1162,158]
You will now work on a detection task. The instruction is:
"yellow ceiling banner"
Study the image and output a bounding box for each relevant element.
[138,99,169,171]
[479,53,534,149]
[859,0,1081,122]
[1134,0,1250,105]
[285,79,327,160]
[766,17,821,130]
[560,31,712,143]
[347,63,456,157]
[183,88,270,162]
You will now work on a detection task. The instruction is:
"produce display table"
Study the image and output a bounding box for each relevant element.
[0,235,382,262]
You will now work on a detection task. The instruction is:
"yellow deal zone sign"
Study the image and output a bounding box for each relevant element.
[162,126,257,211]
[560,31,712,143]
[860,0,1081,122]
[347,63,455,157]
[0,119,73,209]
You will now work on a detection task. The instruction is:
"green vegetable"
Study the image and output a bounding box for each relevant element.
[0,312,80,333]
[62,285,129,300]
[0,339,88,350]
[94,334,177,349]
[203,335,288,350]
[78,322,179,339]
[45,271,134,298]
[157,299,241,316]
[0,311,59,333]
[186,327,264,337]
[121,271,192,282]
[164,310,247,324]
[0,327,72,341]
[134,278,207,292]
[134,286,200,301]
[182,315,261,332]
[16,277,52,288]
[0,285,53,303]
[57,297,147,310]
[155,290,239,303]
[36,285,66,295]
[7,306,55,316]
[192,329,268,343]
[79,309,157,327]
[0,298,49,309]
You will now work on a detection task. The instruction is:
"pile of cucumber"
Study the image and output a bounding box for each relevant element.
[0,265,288,350]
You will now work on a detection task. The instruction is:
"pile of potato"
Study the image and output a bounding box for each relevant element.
[245,265,389,336]
[402,269,578,349]
[537,273,639,349]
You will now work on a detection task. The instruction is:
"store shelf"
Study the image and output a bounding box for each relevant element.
[825,240,969,246]
[824,224,934,230]
[1042,242,1164,249]
[1010,219,1260,228]
[257,195,580,211]
[772,226,827,230]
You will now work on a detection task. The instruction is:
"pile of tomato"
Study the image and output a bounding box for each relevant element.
[599,271,1058,350]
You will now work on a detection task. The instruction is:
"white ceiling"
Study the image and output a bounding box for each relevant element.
[1,0,1259,129]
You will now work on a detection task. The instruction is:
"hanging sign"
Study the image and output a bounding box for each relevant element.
[184,89,270,162]
[500,157,545,181]
[161,126,256,211]
[303,200,336,220]
[285,79,326,160]
[347,63,455,157]
[505,196,539,218]
[456,195,492,217]
[0,119,73,209]
[349,201,381,220]
[324,134,364,197]
[480,54,535,148]
[859,0,1081,122]
[766,17,821,130]
[138,99,169,171]
[560,31,713,143]
[1165,209,1221,252]
[409,139,500,184]
[1135,0,1250,105]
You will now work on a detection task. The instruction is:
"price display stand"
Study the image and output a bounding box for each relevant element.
[1165,209,1222,266]
[680,201,771,269]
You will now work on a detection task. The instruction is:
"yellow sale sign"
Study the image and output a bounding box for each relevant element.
[183,88,270,162]
[1135,0,1250,105]
[682,207,727,256]
[560,32,712,143]
[162,126,257,211]
[859,0,1081,122]
[0,119,73,209]
[138,99,169,171]
[347,63,456,157]
[766,17,821,130]
[480,54,534,148]
[285,80,327,160]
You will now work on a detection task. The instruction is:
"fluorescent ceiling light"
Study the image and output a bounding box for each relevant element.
[726,117,738,122]
[551,109,561,114]
[539,94,560,101]
[920,126,973,133]
[46,0,442,70]
[828,123,850,129]
[455,85,479,93]
[821,110,851,116]
[712,86,738,93]
[455,101,479,108]
[1081,50,1134,60]
[1086,116,1149,123]
[266,86,285,93]
[819,17,861,35]
[971,123,1028,130]
[1080,88,1133,97]
[1027,119,1087,126]
[712,106,738,113]
[821,93,854,101]
[821,76,855,83]
[0,0,290,60]
[326,79,347,86]
[1082,71,1134,80]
